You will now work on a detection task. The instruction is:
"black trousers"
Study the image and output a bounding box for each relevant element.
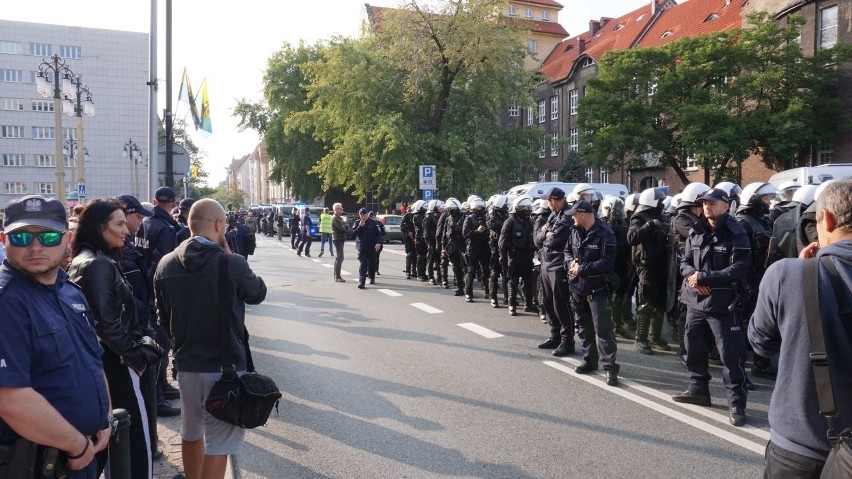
[764,441,825,479]
[359,247,378,284]
[404,237,415,275]
[572,290,619,371]
[415,239,428,278]
[540,268,574,344]
[684,308,747,409]
[298,235,312,255]
[464,250,490,297]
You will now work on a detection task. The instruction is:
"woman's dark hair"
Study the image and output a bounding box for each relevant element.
[72,198,127,261]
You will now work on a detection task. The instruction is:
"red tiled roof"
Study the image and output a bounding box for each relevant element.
[514,0,564,8]
[637,0,743,48]
[529,19,569,37]
[539,2,658,83]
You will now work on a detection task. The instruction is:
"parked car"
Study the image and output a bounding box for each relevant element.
[376,214,403,242]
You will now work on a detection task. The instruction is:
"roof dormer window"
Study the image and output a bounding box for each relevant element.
[637,13,647,21]
[661,31,673,38]
[613,23,624,31]
[704,13,720,22]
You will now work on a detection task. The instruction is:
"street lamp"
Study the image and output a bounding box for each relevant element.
[63,75,94,201]
[123,139,143,197]
[36,54,74,203]
[63,138,89,185]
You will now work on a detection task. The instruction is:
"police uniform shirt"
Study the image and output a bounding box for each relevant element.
[0,264,109,445]
[564,218,617,296]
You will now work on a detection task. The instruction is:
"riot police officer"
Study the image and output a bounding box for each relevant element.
[462,198,490,302]
[532,198,551,320]
[564,200,620,386]
[534,187,575,356]
[413,200,429,281]
[487,195,510,308]
[673,188,751,427]
[423,200,442,285]
[442,198,466,296]
[600,196,632,339]
[436,200,452,288]
[500,195,536,316]
[401,202,417,279]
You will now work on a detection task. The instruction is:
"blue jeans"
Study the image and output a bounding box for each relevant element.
[320,233,334,253]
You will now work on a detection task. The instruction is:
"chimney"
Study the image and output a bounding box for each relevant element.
[651,0,657,15]
[578,37,586,53]
[589,20,600,36]
[599,17,613,28]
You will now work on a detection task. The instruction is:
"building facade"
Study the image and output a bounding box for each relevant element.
[0,20,149,206]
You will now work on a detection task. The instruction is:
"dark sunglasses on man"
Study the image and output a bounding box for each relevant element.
[6,231,65,248]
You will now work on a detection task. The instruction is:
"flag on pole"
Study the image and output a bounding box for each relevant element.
[178,67,201,130]
[191,164,199,178]
[196,79,212,136]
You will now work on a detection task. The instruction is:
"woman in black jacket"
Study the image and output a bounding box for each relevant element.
[68,198,162,479]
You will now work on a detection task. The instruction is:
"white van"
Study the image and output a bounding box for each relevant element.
[504,182,628,201]
[768,164,852,188]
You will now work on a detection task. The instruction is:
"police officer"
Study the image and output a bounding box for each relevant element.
[599,196,632,339]
[226,211,254,259]
[500,195,536,316]
[463,197,490,302]
[534,187,575,356]
[487,195,510,308]
[627,186,671,354]
[564,200,620,386]
[413,201,429,281]
[352,208,382,289]
[175,197,195,245]
[423,200,442,285]
[297,208,313,257]
[673,188,750,427]
[771,184,817,260]
[401,202,417,279]
[290,208,301,250]
[435,200,452,288]
[532,198,550,320]
[442,198,466,296]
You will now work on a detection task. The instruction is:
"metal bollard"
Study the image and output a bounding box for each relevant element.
[108,408,131,479]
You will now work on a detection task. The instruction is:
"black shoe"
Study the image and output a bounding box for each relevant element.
[538,338,560,349]
[157,401,181,417]
[172,474,186,479]
[454,290,464,296]
[162,384,180,400]
[729,407,746,427]
[152,449,165,461]
[465,295,473,303]
[297,252,302,257]
[574,361,598,374]
[369,279,375,285]
[523,305,535,313]
[751,366,777,380]
[305,254,311,257]
[509,306,517,316]
[319,252,324,257]
[634,340,654,355]
[650,338,672,351]
[406,274,412,279]
[418,276,429,282]
[605,371,619,386]
[429,279,437,285]
[614,325,633,340]
[552,342,575,357]
[491,299,499,308]
[671,390,711,406]
[331,253,335,257]
[357,283,365,289]
[744,377,755,391]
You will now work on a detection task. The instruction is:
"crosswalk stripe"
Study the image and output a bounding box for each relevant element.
[457,323,504,339]
[410,303,443,314]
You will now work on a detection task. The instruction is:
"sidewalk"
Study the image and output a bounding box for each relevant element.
[152,389,184,479]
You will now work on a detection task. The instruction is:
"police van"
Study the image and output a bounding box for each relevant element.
[504,182,629,201]
[768,164,852,188]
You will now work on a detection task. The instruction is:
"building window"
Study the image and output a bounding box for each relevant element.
[60,45,82,59]
[30,43,51,56]
[1,126,25,138]
[62,128,76,140]
[661,31,673,39]
[0,69,22,83]
[64,182,74,193]
[569,89,579,115]
[37,182,55,195]
[637,13,647,21]
[570,128,579,152]
[542,10,550,21]
[550,170,559,182]
[5,182,25,194]
[1,98,24,111]
[508,101,519,117]
[525,7,533,19]
[550,95,558,120]
[585,167,594,182]
[599,169,609,183]
[551,132,559,157]
[704,13,720,23]
[31,126,55,139]
[527,39,537,54]
[580,57,595,68]
[816,144,835,165]
[3,154,25,166]
[685,157,699,171]
[507,5,516,16]
[31,100,54,112]
[539,171,546,182]
[34,154,55,167]
[538,100,545,123]
[819,6,838,50]
[0,41,20,55]
[539,139,546,159]
[614,24,625,31]
[526,107,533,126]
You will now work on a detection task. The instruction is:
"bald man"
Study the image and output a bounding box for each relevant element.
[153,199,267,479]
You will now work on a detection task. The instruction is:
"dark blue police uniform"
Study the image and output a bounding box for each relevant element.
[679,213,750,411]
[564,217,619,373]
[352,217,383,287]
[0,264,109,478]
[534,204,575,348]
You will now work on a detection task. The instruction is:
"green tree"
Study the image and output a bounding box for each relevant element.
[559,150,587,182]
[209,180,248,209]
[580,12,852,185]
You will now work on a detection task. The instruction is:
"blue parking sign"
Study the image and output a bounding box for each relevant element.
[422,189,434,201]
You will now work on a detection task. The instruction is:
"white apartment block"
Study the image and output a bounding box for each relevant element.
[0,19,148,207]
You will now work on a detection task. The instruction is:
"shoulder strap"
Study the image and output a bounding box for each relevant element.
[217,254,236,379]
[804,257,839,433]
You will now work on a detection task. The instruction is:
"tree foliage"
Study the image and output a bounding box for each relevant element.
[559,150,587,183]
[579,12,852,185]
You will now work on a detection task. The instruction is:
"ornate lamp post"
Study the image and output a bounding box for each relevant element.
[123,139,143,197]
[63,76,94,200]
[35,54,74,203]
[63,138,89,187]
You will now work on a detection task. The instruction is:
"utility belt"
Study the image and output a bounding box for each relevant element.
[0,437,67,479]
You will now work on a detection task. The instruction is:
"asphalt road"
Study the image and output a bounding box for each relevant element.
[232,236,771,478]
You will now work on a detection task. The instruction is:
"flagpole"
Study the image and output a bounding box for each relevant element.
[165,0,174,187]
[148,0,158,199]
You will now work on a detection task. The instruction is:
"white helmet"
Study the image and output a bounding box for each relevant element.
[470,198,487,211]
[635,186,669,213]
[814,179,836,202]
[714,181,742,211]
[512,195,534,213]
[572,183,596,201]
[739,182,778,212]
[461,201,470,212]
[426,199,440,213]
[667,194,681,213]
[791,184,818,207]
[466,195,482,205]
[599,195,623,220]
[444,198,461,211]
[533,198,550,215]
[679,182,711,207]
[566,192,579,203]
[490,194,509,211]
[624,193,639,213]
[663,195,673,211]
[411,200,425,212]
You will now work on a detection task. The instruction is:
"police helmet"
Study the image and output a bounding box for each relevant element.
[461,201,470,212]
[490,194,509,211]
[738,182,778,213]
[679,182,711,207]
[471,198,487,211]
[512,195,534,213]
[599,195,623,220]
[663,195,673,211]
[814,180,836,202]
[533,198,550,215]
[667,194,681,214]
[572,183,596,201]
[714,181,743,211]
[466,195,482,205]
[566,192,579,203]
[778,179,801,201]
[410,200,425,212]
[791,184,818,207]
[635,186,669,213]
[624,193,638,214]
[444,198,462,211]
[426,199,440,213]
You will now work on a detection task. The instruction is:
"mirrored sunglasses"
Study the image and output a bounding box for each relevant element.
[7,231,65,248]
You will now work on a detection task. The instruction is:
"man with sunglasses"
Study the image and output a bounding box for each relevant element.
[0,195,111,477]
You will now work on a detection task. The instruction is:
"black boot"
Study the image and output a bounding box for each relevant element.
[634,308,654,355]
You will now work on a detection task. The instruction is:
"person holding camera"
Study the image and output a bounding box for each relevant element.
[68,198,164,478]
[0,195,111,478]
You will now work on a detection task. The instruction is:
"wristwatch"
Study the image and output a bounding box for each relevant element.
[108,415,119,437]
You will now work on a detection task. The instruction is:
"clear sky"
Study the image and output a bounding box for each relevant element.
[2,0,653,186]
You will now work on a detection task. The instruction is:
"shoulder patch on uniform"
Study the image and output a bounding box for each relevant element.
[0,359,6,368]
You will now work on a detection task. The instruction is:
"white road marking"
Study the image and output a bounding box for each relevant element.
[311,259,322,263]
[322,264,333,268]
[377,289,402,297]
[410,303,443,314]
[386,250,407,256]
[341,270,352,276]
[543,360,766,455]
[457,323,504,339]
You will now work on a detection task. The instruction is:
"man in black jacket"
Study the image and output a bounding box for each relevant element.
[154,199,266,479]
[352,208,383,289]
